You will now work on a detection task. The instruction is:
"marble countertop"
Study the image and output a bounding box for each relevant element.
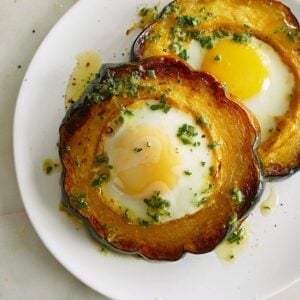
[0,1,299,299]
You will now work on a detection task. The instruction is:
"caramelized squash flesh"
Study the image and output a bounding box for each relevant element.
[59,57,262,260]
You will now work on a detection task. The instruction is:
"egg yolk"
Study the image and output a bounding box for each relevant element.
[109,125,182,196]
[201,39,269,101]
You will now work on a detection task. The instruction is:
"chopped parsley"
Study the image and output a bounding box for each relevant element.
[133,147,143,152]
[232,188,244,204]
[207,141,220,149]
[144,191,171,222]
[177,15,200,27]
[200,161,206,167]
[196,115,209,127]
[147,30,163,42]
[139,219,150,226]
[193,31,213,49]
[227,227,246,244]
[150,98,171,113]
[138,6,159,20]
[177,124,199,146]
[201,183,213,194]
[92,173,109,187]
[193,29,230,49]
[184,170,192,176]
[147,69,156,78]
[96,154,108,163]
[123,209,132,222]
[232,32,252,43]
[214,54,221,61]
[209,166,214,176]
[91,71,142,103]
[274,25,300,43]
[161,3,180,19]
[228,215,238,228]
[194,196,207,207]
[73,194,88,209]
[121,106,134,117]
[169,25,190,55]
[149,85,156,92]
[179,49,189,60]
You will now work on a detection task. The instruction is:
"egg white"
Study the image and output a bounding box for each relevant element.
[101,100,214,223]
[186,37,295,142]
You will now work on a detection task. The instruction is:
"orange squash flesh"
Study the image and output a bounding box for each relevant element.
[132,0,300,178]
[59,57,262,260]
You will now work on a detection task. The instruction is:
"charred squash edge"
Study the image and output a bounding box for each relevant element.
[59,57,264,261]
[130,0,300,181]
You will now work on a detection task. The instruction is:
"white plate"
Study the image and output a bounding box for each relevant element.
[13,0,300,299]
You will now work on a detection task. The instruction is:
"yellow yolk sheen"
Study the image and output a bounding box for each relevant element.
[201,40,269,101]
[109,125,182,196]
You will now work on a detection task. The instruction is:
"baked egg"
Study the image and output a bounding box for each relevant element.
[101,100,215,224]
[186,37,294,142]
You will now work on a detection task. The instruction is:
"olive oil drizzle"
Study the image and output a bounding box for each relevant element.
[260,185,279,216]
[42,158,60,175]
[215,224,249,263]
[65,51,102,110]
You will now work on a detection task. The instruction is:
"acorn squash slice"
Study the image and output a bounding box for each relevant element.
[131,0,300,179]
[59,57,263,260]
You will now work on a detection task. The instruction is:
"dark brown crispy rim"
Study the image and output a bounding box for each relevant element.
[59,56,264,261]
[131,0,300,180]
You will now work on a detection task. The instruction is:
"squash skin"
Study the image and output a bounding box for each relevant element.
[59,57,263,260]
[131,0,300,179]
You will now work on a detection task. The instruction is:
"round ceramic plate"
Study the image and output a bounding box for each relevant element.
[14,0,300,299]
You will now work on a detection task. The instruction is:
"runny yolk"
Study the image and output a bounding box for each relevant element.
[109,125,182,196]
[201,39,269,101]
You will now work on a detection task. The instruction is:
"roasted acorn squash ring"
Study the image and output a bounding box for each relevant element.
[59,57,263,260]
[132,0,300,179]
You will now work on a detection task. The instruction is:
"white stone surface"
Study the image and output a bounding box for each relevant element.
[0,0,299,299]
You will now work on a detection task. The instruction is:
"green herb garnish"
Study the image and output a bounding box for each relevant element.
[228,215,238,228]
[147,69,156,78]
[177,124,199,146]
[201,183,213,194]
[184,170,192,176]
[161,4,180,19]
[274,25,300,43]
[227,227,245,244]
[214,54,221,61]
[144,191,171,223]
[208,141,220,149]
[121,106,134,117]
[92,174,109,187]
[139,219,150,226]
[195,197,207,207]
[133,147,143,152]
[232,32,252,43]
[196,115,209,127]
[96,154,108,163]
[179,49,189,60]
[232,188,244,204]
[123,209,132,222]
[150,98,171,113]
[177,15,200,27]
[73,194,88,209]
